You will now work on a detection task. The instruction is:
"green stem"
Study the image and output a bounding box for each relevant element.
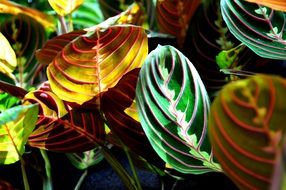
[101,146,137,190]
[68,13,74,32]
[20,158,30,190]
[74,169,88,190]
[122,145,142,190]
[40,149,53,190]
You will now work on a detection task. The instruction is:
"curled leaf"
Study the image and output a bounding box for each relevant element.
[208,74,286,190]
[136,45,221,174]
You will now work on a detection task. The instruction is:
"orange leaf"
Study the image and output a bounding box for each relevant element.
[244,0,286,12]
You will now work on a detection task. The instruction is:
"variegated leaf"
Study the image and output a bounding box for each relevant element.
[221,0,286,60]
[0,104,38,164]
[0,0,55,30]
[47,25,148,105]
[136,45,221,174]
[156,0,201,47]
[24,85,105,152]
[0,14,47,88]
[208,74,286,190]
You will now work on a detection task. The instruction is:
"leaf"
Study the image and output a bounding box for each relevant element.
[0,14,48,88]
[0,32,16,80]
[208,74,286,190]
[72,0,104,29]
[36,30,87,66]
[221,0,286,60]
[156,0,201,47]
[24,87,105,152]
[48,0,84,16]
[183,1,266,95]
[244,0,286,12]
[0,92,19,113]
[0,104,38,164]
[47,25,148,105]
[66,147,104,170]
[136,45,221,174]
[37,2,146,67]
[0,0,55,30]
[98,0,133,19]
[101,69,163,164]
[0,179,14,190]
[0,80,28,99]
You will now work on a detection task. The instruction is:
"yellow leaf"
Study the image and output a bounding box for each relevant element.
[0,32,16,79]
[48,0,84,16]
[0,0,55,30]
[244,0,286,12]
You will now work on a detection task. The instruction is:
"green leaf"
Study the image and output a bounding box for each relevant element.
[221,0,286,60]
[136,45,221,174]
[208,74,286,190]
[0,93,19,113]
[66,147,104,170]
[0,104,38,164]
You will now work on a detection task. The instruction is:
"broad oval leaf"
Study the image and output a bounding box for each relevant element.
[0,0,55,30]
[221,0,286,60]
[244,0,286,12]
[208,74,286,190]
[24,87,105,152]
[136,45,221,174]
[48,0,84,16]
[47,25,148,105]
[0,32,16,79]
[0,104,38,164]
[156,0,201,47]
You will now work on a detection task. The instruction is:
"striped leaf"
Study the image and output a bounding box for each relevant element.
[244,0,286,12]
[221,0,286,60]
[208,74,286,190]
[136,45,221,174]
[0,179,14,190]
[48,0,84,16]
[0,14,47,88]
[0,0,55,30]
[24,86,105,152]
[0,104,38,164]
[156,0,201,47]
[47,25,148,105]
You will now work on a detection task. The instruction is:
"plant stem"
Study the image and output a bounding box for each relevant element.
[122,145,142,190]
[20,158,30,190]
[40,149,53,190]
[58,15,68,34]
[68,14,74,32]
[101,146,137,190]
[74,169,88,190]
